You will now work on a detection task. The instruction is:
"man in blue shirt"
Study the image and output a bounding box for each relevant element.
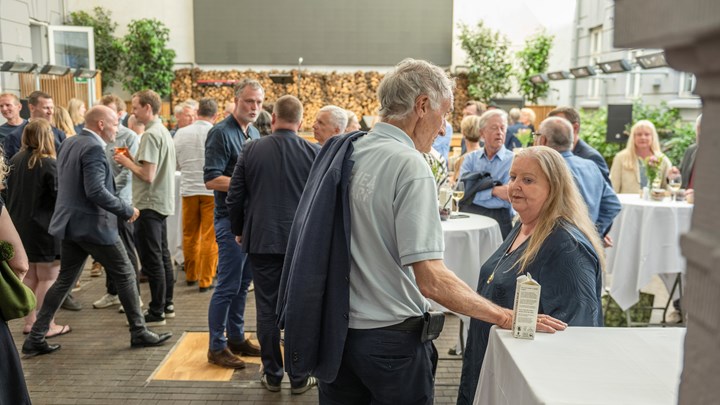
[537,117,621,237]
[3,91,65,159]
[548,106,611,184]
[431,120,453,164]
[203,79,263,369]
[459,109,514,238]
[0,93,26,144]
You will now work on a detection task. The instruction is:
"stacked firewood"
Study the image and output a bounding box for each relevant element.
[172,68,468,132]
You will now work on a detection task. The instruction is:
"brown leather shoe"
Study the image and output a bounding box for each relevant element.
[207,348,246,369]
[228,338,261,356]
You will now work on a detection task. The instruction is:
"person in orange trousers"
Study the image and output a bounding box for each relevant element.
[174,99,218,292]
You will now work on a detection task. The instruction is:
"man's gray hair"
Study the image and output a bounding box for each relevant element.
[477,109,508,131]
[377,58,455,121]
[319,105,349,133]
[539,116,574,151]
[234,78,264,98]
[174,101,194,115]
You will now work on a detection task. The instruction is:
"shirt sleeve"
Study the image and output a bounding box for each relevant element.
[135,131,161,165]
[204,127,228,183]
[394,158,444,266]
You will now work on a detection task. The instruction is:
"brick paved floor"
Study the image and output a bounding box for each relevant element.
[9,264,466,404]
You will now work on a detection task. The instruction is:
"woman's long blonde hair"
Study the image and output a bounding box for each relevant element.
[53,106,76,136]
[622,120,662,171]
[512,146,605,274]
[21,119,56,169]
[67,98,85,126]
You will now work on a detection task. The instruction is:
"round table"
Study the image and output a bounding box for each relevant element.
[434,213,503,351]
[606,194,693,311]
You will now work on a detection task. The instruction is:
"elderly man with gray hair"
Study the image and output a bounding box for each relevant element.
[536,117,621,238]
[312,104,348,145]
[278,58,566,404]
[458,109,514,238]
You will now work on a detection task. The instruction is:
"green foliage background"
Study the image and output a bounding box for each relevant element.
[516,31,554,104]
[457,22,513,103]
[66,7,125,90]
[122,19,177,98]
[581,103,696,167]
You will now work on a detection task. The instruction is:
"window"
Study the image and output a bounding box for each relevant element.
[48,25,95,69]
[679,72,697,97]
[588,26,603,99]
[625,50,642,99]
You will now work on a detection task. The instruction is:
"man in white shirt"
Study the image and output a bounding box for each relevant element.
[174,98,218,292]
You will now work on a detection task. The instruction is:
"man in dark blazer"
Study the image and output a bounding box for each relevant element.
[226,95,319,394]
[675,114,701,192]
[22,106,172,357]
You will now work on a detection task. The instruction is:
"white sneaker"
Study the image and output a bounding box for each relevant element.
[93,294,120,309]
[118,297,143,313]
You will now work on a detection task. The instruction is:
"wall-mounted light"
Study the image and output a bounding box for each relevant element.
[74,68,98,78]
[0,61,37,73]
[636,52,668,69]
[547,71,572,80]
[529,74,548,84]
[598,59,632,73]
[570,66,597,78]
[40,64,71,76]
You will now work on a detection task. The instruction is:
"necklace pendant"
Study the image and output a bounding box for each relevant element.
[487,272,494,284]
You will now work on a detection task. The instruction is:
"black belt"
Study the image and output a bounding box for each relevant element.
[378,316,424,332]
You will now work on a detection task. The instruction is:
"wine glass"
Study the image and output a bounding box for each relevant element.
[668,173,682,201]
[452,182,465,216]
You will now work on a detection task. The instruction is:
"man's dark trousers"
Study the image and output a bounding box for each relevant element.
[247,253,306,386]
[28,239,145,344]
[318,327,438,404]
[107,220,140,295]
[135,209,175,316]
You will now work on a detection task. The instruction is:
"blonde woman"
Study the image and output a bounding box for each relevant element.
[450,115,482,183]
[457,146,604,404]
[53,105,76,136]
[6,119,69,337]
[67,98,87,134]
[610,120,672,194]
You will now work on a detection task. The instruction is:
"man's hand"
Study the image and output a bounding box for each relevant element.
[603,234,614,248]
[114,153,133,168]
[235,235,242,245]
[492,185,510,201]
[128,208,140,223]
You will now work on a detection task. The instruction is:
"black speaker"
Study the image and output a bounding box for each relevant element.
[606,104,632,143]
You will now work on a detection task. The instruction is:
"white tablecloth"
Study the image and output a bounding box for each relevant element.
[434,213,503,348]
[606,194,693,310]
[475,326,685,405]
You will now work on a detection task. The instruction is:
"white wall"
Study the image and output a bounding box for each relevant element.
[452,0,576,106]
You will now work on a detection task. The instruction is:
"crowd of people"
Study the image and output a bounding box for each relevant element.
[0,56,700,404]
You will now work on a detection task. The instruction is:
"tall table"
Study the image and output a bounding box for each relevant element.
[435,213,503,350]
[606,194,693,310]
[475,326,685,405]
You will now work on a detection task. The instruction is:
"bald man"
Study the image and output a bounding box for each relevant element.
[22,106,172,357]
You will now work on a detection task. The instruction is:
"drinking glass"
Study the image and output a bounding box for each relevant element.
[668,173,682,201]
[452,182,465,216]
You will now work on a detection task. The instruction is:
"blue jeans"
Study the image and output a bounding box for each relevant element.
[208,216,252,352]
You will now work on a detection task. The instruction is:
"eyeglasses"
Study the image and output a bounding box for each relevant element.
[532,132,542,139]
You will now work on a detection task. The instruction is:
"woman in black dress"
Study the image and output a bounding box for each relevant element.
[6,119,69,337]
[0,149,32,404]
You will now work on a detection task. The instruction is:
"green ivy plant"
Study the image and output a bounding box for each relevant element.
[457,22,513,103]
[580,104,697,167]
[516,31,554,105]
[66,7,125,90]
[122,19,176,98]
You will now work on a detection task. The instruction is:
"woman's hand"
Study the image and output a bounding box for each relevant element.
[536,314,568,333]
